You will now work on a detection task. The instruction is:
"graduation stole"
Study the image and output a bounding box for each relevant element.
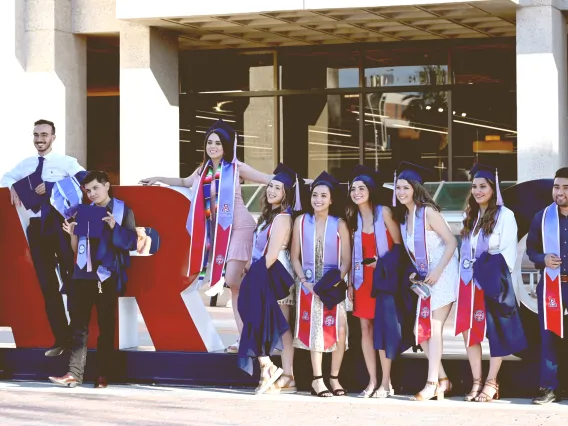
[296,214,340,350]
[186,159,237,295]
[454,210,498,346]
[542,203,564,338]
[401,205,431,345]
[351,205,392,290]
[251,209,291,264]
[77,199,125,284]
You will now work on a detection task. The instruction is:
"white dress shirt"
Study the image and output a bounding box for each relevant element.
[0,151,85,217]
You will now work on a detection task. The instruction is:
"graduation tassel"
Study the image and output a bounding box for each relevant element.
[495,168,504,206]
[293,175,302,211]
[392,171,397,207]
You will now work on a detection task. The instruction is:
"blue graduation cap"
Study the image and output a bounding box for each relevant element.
[469,163,503,206]
[13,171,44,211]
[393,162,433,206]
[272,163,302,211]
[311,171,340,192]
[206,119,237,163]
[351,164,380,191]
[50,176,83,220]
[313,269,347,310]
[74,204,107,239]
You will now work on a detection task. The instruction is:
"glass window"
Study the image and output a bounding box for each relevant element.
[363,90,449,182]
[452,41,515,85]
[279,48,360,90]
[364,47,448,87]
[451,85,517,181]
[180,51,275,93]
[280,93,360,181]
[179,95,276,178]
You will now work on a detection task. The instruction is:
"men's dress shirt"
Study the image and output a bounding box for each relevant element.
[0,151,85,218]
[559,212,568,276]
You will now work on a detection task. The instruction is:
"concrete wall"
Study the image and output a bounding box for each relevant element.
[0,0,87,179]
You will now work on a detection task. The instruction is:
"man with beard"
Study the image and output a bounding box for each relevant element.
[1,119,85,357]
[527,167,568,404]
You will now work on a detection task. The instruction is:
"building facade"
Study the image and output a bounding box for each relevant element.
[0,0,566,185]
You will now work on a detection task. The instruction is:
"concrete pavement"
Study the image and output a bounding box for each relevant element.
[0,381,566,426]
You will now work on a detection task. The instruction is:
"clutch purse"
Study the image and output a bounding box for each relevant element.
[409,272,431,300]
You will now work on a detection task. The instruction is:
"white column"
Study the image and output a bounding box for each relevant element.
[517,1,568,182]
[0,0,87,176]
[119,23,179,185]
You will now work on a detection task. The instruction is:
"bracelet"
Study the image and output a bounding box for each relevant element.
[299,277,307,283]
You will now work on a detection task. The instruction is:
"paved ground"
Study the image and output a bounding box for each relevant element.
[0,381,566,426]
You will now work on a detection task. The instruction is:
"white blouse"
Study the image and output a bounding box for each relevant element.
[469,206,518,273]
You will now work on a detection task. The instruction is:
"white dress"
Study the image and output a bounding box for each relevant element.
[406,210,459,311]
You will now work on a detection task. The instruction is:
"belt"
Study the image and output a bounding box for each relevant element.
[561,274,568,283]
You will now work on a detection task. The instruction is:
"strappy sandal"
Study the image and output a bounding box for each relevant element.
[475,378,500,402]
[373,386,392,398]
[409,381,443,401]
[464,378,483,402]
[255,362,283,395]
[311,376,333,398]
[265,374,297,394]
[358,387,377,398]
[438,377,453,396]
[329,375,347,396]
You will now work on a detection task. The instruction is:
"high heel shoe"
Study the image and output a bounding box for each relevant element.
[475,378,500,402]
[311,376,333,398]
[464,378,483,402]
[409,381,443,401]
[329,375,347,396]
[438,377,453,396]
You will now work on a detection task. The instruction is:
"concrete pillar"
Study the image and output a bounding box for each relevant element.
[119,23,179,185]
[517,1,568,182]
[0,0,87,176]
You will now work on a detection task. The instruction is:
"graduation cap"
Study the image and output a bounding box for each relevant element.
[272,163,302,211]
[206,119,237,163]
[469,163,503,205]
[311,171,340,192]
[50,176,83,220]
[13,171,44,211]
[73,204,107,239]
[351,164,381,191]
[313,269,347,310]
[392,162,433,206]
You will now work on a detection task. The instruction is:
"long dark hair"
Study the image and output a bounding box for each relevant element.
[461,178,500,238]
[197,129,235,174]
[346,181,379,232]
[256,184,293,230]
[393,179,440,224]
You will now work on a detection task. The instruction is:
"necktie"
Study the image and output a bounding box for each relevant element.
[35,156,45,178]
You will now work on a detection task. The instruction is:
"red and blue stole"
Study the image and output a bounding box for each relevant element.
[352,205,392,290]
[295,214,340,350]
[542,203,564,338]
[454,210,498,346]
[186,159,237,295]
[401,205,431,345]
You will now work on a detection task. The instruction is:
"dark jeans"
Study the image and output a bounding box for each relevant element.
[26,217,73,346]
[68,278,117,383]
[537,280,568,390]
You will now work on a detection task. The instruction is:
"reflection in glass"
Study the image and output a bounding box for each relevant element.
[363,91,449,181]
[280,49,359,90]
[180,96,275,178]
[452,42,515,85]
[180,51,274,93]
[365,48,448,87]
[281,94,360,181]
[452,85,517,181]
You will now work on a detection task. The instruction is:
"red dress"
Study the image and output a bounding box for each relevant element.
[353,232,377,319]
